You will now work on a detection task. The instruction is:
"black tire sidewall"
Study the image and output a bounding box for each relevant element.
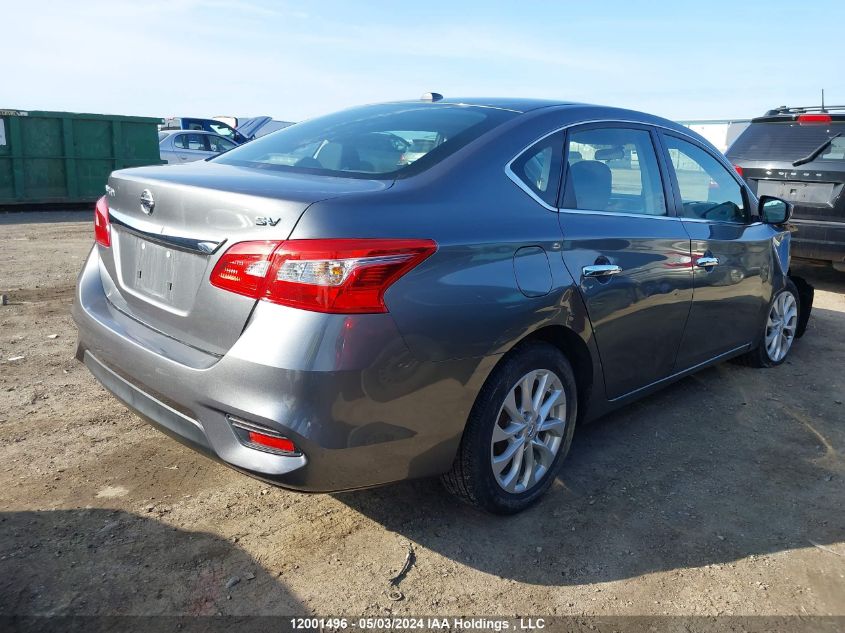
[464,342,578,514]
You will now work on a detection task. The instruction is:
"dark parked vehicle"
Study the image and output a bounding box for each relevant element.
[727,106,845,271]
[74,98,810,514]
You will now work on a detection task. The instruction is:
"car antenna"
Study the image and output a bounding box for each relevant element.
[421,92,444,102]
[821,88,826,113]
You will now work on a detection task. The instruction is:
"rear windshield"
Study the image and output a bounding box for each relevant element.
[214,103,516,179]
[728,121,845,162]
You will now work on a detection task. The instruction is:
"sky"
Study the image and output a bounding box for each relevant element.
[4,0,844,124]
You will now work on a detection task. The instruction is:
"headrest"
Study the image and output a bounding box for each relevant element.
[594,146,625,161]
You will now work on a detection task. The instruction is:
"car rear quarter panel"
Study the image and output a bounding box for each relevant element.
[289,107,612,431]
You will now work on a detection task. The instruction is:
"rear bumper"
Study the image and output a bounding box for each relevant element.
[73,248,491,492]
[790,218,845,264]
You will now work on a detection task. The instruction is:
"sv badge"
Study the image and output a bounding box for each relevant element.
[255,217,281,226]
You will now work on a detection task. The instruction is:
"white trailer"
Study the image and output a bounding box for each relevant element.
[677,119,751,154]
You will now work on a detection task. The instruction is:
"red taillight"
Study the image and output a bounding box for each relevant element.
[265,239,437,313]
[733,164,744,177]
[94,195,111,247]
[798,114,832,124]
[209,238,437,314]
[209,240,278,297]
[247,430,296,453]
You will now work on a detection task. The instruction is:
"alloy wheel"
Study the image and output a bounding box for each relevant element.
[765,291,798,363]
[490,369,567,493]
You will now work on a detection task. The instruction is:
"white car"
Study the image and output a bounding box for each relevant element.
[158,130,238,164]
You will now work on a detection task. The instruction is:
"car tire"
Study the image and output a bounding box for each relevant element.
[441,341,578,514]
[736,279,801,368]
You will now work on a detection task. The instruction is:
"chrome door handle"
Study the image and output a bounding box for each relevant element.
[695,256,720,268]
[582,264,622,278]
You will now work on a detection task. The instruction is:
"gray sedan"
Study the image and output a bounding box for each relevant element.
[158,129,238,164]
[74,97,811,514]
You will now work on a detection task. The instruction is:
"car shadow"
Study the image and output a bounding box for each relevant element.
[0,209,90,224]
[0,509,302,617]
[336,349,844,586]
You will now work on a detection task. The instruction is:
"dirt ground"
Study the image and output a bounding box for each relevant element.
[1,211,844,620]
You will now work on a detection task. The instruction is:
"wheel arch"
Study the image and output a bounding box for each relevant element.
[503,324,596,422]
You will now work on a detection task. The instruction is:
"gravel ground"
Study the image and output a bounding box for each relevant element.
[0,211,843,620]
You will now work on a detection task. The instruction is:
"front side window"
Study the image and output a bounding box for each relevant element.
[665,135,747,223]
[564,127,666,215]
[208,135,237,153]
[510,134,563,206]
[214,103,516,179]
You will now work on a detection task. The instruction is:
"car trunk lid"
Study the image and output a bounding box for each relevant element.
[99,162,389,356]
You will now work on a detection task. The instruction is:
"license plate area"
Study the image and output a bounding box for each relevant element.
[756,180,835,205]
[134,239,178,302]
[116,230,208,311]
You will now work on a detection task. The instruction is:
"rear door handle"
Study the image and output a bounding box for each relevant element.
[582,264,622,278]
[695,256,720,268]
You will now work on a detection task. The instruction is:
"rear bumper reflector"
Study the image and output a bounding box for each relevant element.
[226,414,300,456]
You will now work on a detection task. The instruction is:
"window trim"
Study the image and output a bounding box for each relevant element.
[505,130,562,211]
[504,118,710,217]
[657,130,756,226]
[507,133,564,209]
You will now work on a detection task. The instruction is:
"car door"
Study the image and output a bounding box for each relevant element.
[158,133,178,164]
[558,123,694,400]
[658,131,773,368]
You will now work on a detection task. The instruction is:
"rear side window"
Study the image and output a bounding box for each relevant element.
[665,135,747,223]
[563,127,666,216]
[215,103,517,179]
[728,122,845,162]
[175,134,208,151]
[510,135,563,207]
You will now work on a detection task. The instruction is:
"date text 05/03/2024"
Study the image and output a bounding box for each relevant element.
[289,617,547,631]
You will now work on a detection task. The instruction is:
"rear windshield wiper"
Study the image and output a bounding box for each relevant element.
[792,132,841,166]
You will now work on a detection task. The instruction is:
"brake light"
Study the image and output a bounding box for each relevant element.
[733,164,744,177]
[94,195,111,247]
[798,114,832,124]
[209,240,278,298]
[209,238,437,313]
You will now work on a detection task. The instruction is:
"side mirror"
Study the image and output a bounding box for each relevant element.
[759,195,792,224]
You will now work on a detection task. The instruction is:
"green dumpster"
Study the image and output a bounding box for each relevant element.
[0,109,163,205]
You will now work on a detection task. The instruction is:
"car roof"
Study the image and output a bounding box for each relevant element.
[382,97,693,134]
[160,129,220,136]
[385,97,576,113]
